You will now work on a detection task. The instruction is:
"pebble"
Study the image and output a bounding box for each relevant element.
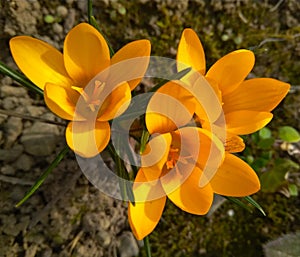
[13,154,34,171]
[0,144,24,162]
[4,117,23,148]
[0,85,27,97]
[64,8,76,32]
[56,5,68,18]
[96,229,111,247]
[2,96,18,110]
[26,106,46,117]
[118,232,139,257]
[21,134,58,156]
[52,23,63,34]
[1,165,15,175]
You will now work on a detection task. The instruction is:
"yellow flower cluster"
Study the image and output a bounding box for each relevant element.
[9,23,290,240]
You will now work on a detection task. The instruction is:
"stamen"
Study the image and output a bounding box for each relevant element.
[71,80,106,112]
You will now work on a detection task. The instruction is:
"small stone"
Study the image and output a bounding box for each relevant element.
[25,106,46,117]
[1,165,15,175]
[13,154,34,171]
[0,144,24,162]
[56,5,68,18]
[2,96,18,110]
[64,8,76,31]
[4,117,23,148]
[0,85,27,97]
[21,134,58,156]
[96,229,111,247]
[118,232,139,257]
[52,23,63,34]
[25,244,38,257]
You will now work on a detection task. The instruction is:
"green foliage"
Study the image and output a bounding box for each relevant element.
[278,126,300,143]
[244,125,300,195]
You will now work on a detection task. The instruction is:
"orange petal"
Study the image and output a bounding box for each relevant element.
[97,81,131,121]
[210,153,260,196]
[163,166,213,215]
[128,168,166,240]
[44,83,84,121]
[110,40,151,90]
[193,76,223,123]
[177,28,206,75]
[142,133,172,182]
[146,81,196,134]
[206,50,255,95]
[66,120,110,158]
[225,110,273,135]
[9,36,72,90]
[224,134,245,153]
[223,78,290,113]
[63,23,110,86]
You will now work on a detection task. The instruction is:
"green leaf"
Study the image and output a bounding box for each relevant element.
[16,145,69,207]
[0,61,43,96]
[288,184,298,196]
[244,196,266,216]
[259,127,272,139]
[149,67,192,92]
[225,196,252,213]
[278,126,300,143]
[257,138,275,149]
[260,168,287,193]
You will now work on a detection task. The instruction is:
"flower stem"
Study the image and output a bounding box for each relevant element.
[143,236,152,257]
[0,60,43,96]
[15,145,69,207]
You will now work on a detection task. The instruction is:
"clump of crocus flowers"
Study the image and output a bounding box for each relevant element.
[7,21,290,245]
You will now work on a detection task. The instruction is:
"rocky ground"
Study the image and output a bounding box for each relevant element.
[0,1,300,257]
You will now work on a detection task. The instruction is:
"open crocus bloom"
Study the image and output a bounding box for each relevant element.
[128,87,260,240]
[177,28,290,150]
[10,23,151,157]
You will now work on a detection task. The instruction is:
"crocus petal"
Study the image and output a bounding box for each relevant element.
[64,23,110,86]
[97,82,131,121]
[210,153,260,196]
[10,36,72,90]
[223,78,290,113]
[206,50,255,95]
[225,110,273,135]
[110,40,151,90]
[128,169,166,240]
[193,76,223,124]
[224,134,245,153]
[177,28,206,75]
[44,83,84,121]
[66,120,110,158]
[164,165,213,215]
[146,81,196,134]
[142,133,172,182]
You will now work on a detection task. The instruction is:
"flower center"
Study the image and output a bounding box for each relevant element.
[166,146,194,170]
[72,80,105,112]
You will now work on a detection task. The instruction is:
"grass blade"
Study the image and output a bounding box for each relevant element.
[16,145,70,207]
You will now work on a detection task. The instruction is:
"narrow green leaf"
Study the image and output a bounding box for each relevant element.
[244,196,266,216]
[16,145,69,207]
[278,126,300,143]
[0,61,43,96]
[140,130,150,154]
[224,196,253,213]
[143,236,152,257]
[149,67,192,92]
